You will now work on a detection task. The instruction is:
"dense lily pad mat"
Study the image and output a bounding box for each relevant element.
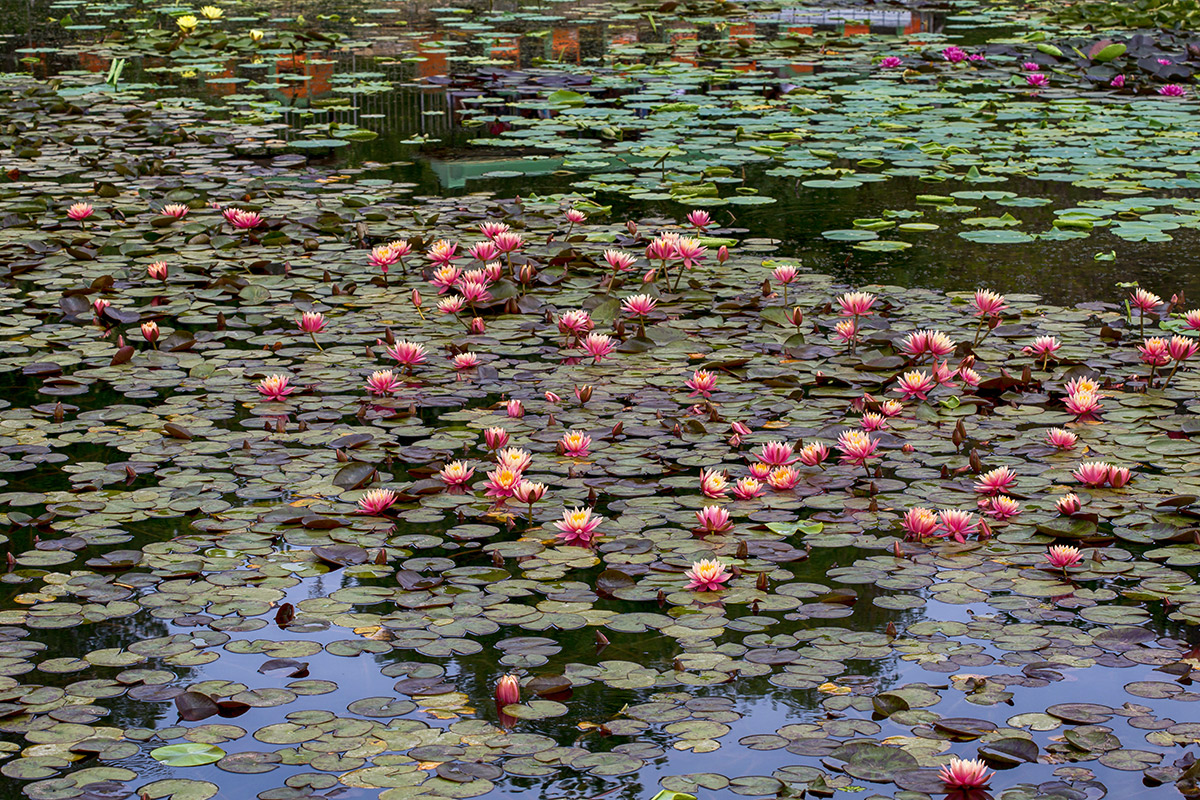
[1,0,1200,798]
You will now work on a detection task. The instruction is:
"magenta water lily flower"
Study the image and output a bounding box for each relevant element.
[358,488,397,516]
[687,209,712,230]
[484,466,523,499]
[257,374,293,401]
[700,469,729,498]
[798,442,829,467]
[222,207,262,230]
[837,291,876,317]
[1073,461,1111,487]
[1046,544,1083,570]
[937,509,978,543]
[684,558,730,591]
[686,369,717,398]
[366,369,401,396]
[695,505,732,534]
[837,430,877,469]
[902,507,939,540]
[67,202,94,221]
[479,221,510,239]
[974,466,1016,496]
[580,333,616,362]
[1026,73,1048,88]
[1184,309,1200,330]
[1111,74,1126,88]
[564,208,587,225]
[439,460,475,486]
[468,240,499,264]
[939,758,992,789]
[298,311,326,334]
[1056,493,1081,515]
[452,352,481,370]
[557,309,594,339]
[497,448,533,473]
[1046,427,1077,449]
[506,399,524,418]
[427,239,458,265]
[483,427,509,451]
[560,430,592,458]
[894,370,936,401]
[493,230,523,254]
[731,477,766,500]
[554,507,603,546]
[879,55,903,69]
[1159,84,1187,96]
[757,441,798,467]
[942,46,968,64]
[1022,61,1040,71]
[386,340,428,372]
[900,330,955,359]
[767,465,801,490]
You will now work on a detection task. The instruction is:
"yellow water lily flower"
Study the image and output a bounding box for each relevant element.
[249,29,264,41]
[176,14,198,31]
[199,5,223,19]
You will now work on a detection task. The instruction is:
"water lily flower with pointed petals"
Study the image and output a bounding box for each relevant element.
[426,239,458,265]
[772,265,798,285]
[767,466,801,490]
[468,240,499,264]
[982,495,1021,520]
[971,289,1007,317]
[506,399,524,418]
[580,333,616,362]
[437,296,466,315]
[833,319,858,345]
[1064,389,1103,419]
[861,412,888,432]
[386,340,428,371]
[492,231,524,254]
[147,261,168,281]
[1056,493,1081,515]
[67,202,94,221]
[479,221,510,239]
[974,466,1016,496]
[622,294,657,317]
[160,203,188,219]
[560,430,591,458]
[451,352,481,371]
[1046,544,1082,569]
[1072,461,1112,487]
[497,448,532,473]
[894,370,937,401]
[879,55,903,68]
[1184,310,1200,331]
[941,46,968,63]
[554,507,603,546]
[140,321,159,344]
[797,442,829,467]
[685,559,730,591]
[176,14,198,31]
[484,467,523,499]
[695,505,732,534]
[297,311,325,334]
[687,209,712,230]
[749,462,772,480]
[1109,466,1132,488]
[1138,337,1171,367]
[358,488,396,516]
[557,310,593,337]
[837,291,877,318]
[686,369,717,398]
[430,265,461,294]
[901,508,939,540]
[605,250,637,273]
[257,374,293,401]
[514,480,547,506]
[439,461,475,486]
[1169,335,1198,362]
[756,441,798,466]
[1025,73,1048,87]
[838,430,878,468]
[1046,428,1078,449]
[1159,84,1187,96]
[700,469,729,498]
[365,370,401,396]
[731,477,766,500]
[222,207,262,230]
[939,758,992,789]
[483,427,509,451]
[936,509,978,543]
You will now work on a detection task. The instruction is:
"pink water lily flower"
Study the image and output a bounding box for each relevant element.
[439,461,475,486]
[560,430,592,458]
[695,505,733,534]
[506,399,524,418]
[358,488,397,516]
[452,352,481,370]
[365,369,402,396]
[981,495,1021,520]
[580,333,616,362]
[161,203,189,219]
[1072,461,1111,487]
[497,448,533,473]
[798,442,829,467]
[1184,309,1200,331]
[879,55,903,69]
[767,466,801,490]
[483,467,523,499]
[257,374,293,401]
[430,265,462,294]
[1046,428,1077,449]
[837,430,878,468]
[833,319,858,345]
[757,441,798,466]
[223,207,262,230]
[554,507,603,546]
[1056,493,1081,515]
[731,477,766,500]
[557,310,594,338]
[942,46,968,64]
[699,469,729,499]
[974,466,1017,496]
[387,340,428,372]
[147,261,168,281]
[901,507,939,540]
[837,291,876,317]
[939,757,992,789]
[1025,73,1048,87]
[1046,544,1082,570]
[936,509,978,543]
[622,294,657,318]
[687,209,712,230]
[686,369,717,398]
[426,239,458,265]
[684,559,730,591]
[894,370,936,401]
[495,674,520,707]
[468,240,499,264]
[479,221,510,239]
[67,202,94,221]
[1159,84,1187,96]
[484,427,509,451]
[605,250,637,274]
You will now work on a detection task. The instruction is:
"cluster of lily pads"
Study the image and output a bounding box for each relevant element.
[3,1,1200,800]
